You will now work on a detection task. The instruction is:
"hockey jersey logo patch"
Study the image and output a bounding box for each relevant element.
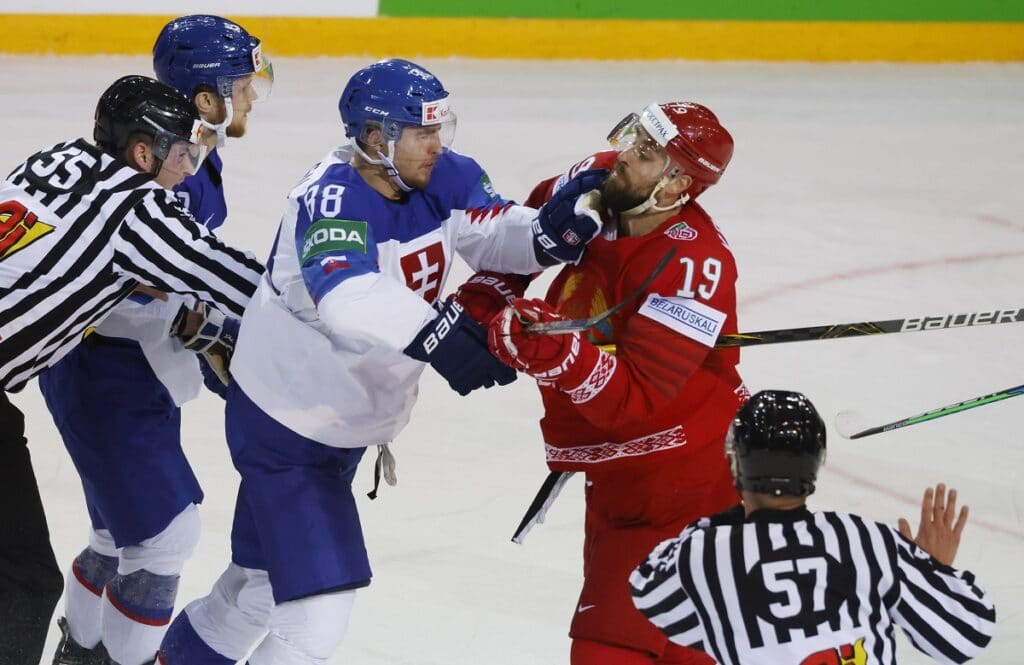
[302,219,367,262]
[320,255,350,274]
[0,200,54,261]
[638,294,726,347]
[664,222,697,241]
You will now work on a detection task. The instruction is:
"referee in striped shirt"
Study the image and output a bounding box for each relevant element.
[631,390,996,665]
[0,75,262,663]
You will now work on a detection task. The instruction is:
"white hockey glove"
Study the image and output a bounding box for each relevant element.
[170,302,241,386]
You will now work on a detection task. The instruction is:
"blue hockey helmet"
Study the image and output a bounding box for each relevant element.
[153,15,273,102]
[338,59,454,146]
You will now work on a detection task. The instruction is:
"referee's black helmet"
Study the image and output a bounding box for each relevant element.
[727,390,826,497]
[94,75,199,171]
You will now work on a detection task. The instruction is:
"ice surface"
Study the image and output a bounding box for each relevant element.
[2,55,1021,664]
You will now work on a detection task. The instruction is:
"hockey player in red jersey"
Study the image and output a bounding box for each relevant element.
[459,102,747,664]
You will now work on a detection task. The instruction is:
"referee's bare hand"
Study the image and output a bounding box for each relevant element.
[898,483,969,567]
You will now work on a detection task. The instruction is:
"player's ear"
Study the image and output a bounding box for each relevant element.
[663,174,692,198]
[363,128,385,156]
[126,138,152,173]
[193,90,224,124]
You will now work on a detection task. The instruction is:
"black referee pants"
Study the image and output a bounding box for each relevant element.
[0,391,64,665]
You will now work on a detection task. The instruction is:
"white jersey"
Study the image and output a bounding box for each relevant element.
[89,150,231,404]
[92,293,201,405]
[232,146,544,447]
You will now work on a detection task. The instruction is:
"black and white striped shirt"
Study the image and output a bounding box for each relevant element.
[0,139,264,390]
[631,505,996,665]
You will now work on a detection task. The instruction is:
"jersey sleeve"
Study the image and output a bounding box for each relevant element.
[525,151,618,208]
[294,178,435,352]
[629,530,708,650]
[887,526,996,664]
[561,237,738,430]
[440,153,548,275]
[113,191,264,318]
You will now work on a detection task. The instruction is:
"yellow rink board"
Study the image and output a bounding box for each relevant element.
[2,14,1022,62]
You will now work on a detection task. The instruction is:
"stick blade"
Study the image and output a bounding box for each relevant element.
[835,410,874,440]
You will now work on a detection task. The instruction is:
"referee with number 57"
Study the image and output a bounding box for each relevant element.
[630,390,996,665]
[0,75,262,664]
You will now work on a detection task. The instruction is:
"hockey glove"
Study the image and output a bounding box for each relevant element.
[170,301,241,386]
[532,168,608,264]
[487,298,601,390]
[403,298,517,396]
[454,271,530,326]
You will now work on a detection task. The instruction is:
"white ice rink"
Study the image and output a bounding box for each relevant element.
[1,55,1022,664]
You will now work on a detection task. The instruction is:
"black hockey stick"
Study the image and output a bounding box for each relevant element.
[836,383,1024,439]
[715,307,1024,348]
[524,247,677,335]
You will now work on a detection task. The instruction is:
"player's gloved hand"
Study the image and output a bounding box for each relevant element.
[403,298,517,396]
[487,298,603,390]
[170,301,241,386]
[532,168,609,264]
[454,271,530,326]
[198,355,229,398]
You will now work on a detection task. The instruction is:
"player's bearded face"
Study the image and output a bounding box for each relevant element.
[392,125,443,189]
[603,153,663,213]
[226,76,257,138]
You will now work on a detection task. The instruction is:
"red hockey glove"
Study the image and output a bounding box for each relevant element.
[454,271,529,326]
[487,298,600,390]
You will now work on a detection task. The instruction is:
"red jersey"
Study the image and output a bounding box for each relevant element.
[526,154,748,472]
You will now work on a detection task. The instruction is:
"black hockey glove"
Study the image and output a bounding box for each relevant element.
[403,298,516,396]
[532,168,608,264]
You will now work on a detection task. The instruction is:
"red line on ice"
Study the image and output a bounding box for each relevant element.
[743,250,1024,307]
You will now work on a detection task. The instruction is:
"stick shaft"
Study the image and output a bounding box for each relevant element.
[717,307,1024,348]
[848,383,1024,439]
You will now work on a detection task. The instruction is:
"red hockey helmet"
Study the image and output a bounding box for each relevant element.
[609,101,733,199]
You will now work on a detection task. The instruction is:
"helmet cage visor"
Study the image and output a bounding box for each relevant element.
[358,96,457,153]
[146,117,210,177]
[209,44,274,101]
[607,112,672,175]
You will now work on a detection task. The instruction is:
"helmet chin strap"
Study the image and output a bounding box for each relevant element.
[351,138,413,192]
[201,98,233,148]
[619,176,690,217]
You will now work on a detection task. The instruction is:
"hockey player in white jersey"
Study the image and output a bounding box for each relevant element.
[158,59,606,664]
[43,16,273,665]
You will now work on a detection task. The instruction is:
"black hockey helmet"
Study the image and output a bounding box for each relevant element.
[727,390,826,497]
[94,75,203,174]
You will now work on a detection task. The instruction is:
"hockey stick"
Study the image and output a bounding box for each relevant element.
[836,383,1024,440]
[589,307,1024,353]
[524,247,677,335]
[715,307,1024,348]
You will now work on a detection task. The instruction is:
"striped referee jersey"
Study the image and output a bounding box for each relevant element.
[0,138,264,390]
[631,504,996,665]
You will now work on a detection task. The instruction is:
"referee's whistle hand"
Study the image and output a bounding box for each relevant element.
[898,483,969,567]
